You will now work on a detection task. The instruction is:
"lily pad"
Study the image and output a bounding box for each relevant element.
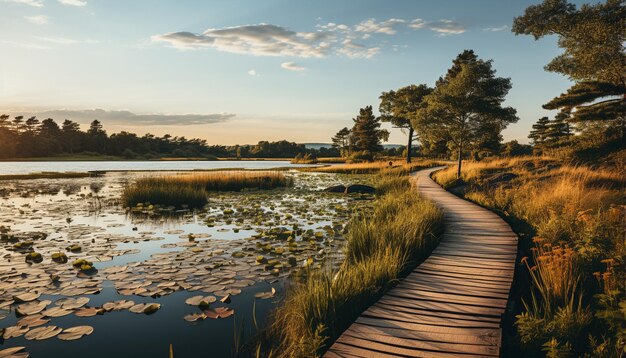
[57,325,93,341]
[24,325,63,340]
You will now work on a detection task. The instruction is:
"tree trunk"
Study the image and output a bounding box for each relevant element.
[406,127,414,164]
[456,139,463,179]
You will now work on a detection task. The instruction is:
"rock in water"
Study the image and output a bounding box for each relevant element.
[323,185,346,193]
[345,184,376,194]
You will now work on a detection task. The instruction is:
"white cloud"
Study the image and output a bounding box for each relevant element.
[409,18,466,35]
[25,15,48,25]
[484,25,508,32]
[248,69,259,76]
[34,36,98,44]
[33,109,235,126]
[153,24,331,58]
[281,61,307,71]
[3,0,43,7]
[337,39,380,59]
[58,0,86,6]
[0,39,50,50]
[154,23,381,59]
[355,18,405,35]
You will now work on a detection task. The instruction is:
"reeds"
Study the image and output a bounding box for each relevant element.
[303,159,445,174]
[269,175,443,357]
[122,171,289,207]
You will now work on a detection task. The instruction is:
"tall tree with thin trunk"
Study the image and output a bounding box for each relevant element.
[331,127,352,155]
[379,84,432,163]
[415,50,518,178]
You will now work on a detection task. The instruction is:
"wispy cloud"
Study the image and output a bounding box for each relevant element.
[355,18,405,35]
[58,0,86,6]
[25,15,48,25]
[0,39,50,50]
[409,18,466,35]
[281,61,307,71]
[3,0,43,7]
[154,23,380,59]
[153,24,331,58]
[154,17,466,59]
[484,25,508,32]
[31,109,236,126]
[248,69,259,76]
[34,36,98,44]
[337,39,380,59]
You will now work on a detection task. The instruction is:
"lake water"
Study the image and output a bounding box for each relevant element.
[0,170,374,357]
[0,160,313,175]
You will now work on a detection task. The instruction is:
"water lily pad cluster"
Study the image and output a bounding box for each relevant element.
[0,170,376,352]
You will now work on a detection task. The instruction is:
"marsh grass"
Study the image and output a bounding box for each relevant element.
[432,156,625,356]
[270,174,443,357]
[303,159,446,174]
[122,171,289,207]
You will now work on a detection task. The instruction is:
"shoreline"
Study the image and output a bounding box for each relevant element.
[0,157,295,162]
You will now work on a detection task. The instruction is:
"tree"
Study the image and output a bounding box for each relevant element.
[379,84,433,163]
[545,110,573,145]
[501,140,533,157]
[529,116,550,146]
[350,106,389,154]
[331,127,352,155]
[513,0,625,137]
[415,50,518,178]
[12,116,24,133]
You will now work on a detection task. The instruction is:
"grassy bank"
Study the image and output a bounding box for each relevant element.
[432,156,625,356]
[122,171,289,208]
[301,159,447,174]
[268,173,444,357]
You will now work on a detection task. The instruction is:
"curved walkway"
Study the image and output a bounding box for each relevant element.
[325,167,517,357]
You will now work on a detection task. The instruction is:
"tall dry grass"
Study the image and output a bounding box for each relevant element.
[303,159,447,174]
[432,156,625,355]
[270,175,443,357]
[122,171,288,207]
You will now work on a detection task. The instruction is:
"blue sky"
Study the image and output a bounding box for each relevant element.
[0,0,581,145]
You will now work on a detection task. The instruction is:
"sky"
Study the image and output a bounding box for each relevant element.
[0,0,582,145]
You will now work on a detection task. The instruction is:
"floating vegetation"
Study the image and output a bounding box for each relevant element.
[57,325,94,341]
[0,170,375,356]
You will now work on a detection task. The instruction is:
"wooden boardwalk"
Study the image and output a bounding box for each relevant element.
[325,167,517,358]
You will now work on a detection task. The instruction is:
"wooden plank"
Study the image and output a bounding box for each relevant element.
[362,306,501,328]
[385,289,508,310]
[372,300,501,323]
[344,324,500,356]
[335,335,494,358]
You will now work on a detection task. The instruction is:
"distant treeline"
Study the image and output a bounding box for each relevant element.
[0,115,403,160]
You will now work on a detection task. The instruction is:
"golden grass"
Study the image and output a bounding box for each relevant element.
[270,174,443,357]
[303,159,447,174]
[122,171,288,207]
[432,156,625,355]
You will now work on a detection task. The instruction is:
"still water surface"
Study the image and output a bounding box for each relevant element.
[0,160,312,175]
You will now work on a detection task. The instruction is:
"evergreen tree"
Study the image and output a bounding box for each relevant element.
[379,84,432,163]
[331,127,352,155]
[415,50,518,178]
[350,106,389,153]
[528,116,550,145]
[545,111,573,145]
[513,0,625,137]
